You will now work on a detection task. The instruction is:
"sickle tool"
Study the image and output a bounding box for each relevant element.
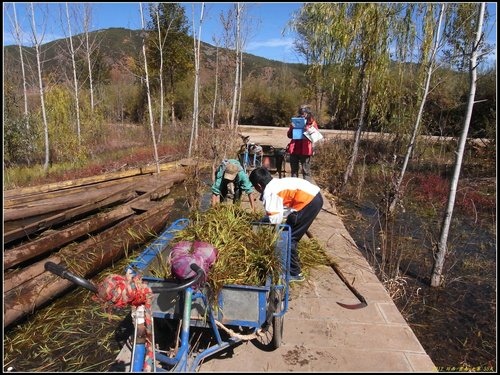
[306,230,367,310]
[329,261,368,310]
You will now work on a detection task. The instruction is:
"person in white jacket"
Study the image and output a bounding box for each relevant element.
[249,167,323,282]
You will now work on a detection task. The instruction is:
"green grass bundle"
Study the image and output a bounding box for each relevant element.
[147,204,331,294]
[172,205,283,295]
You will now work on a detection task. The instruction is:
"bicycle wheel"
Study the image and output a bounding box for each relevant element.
[251,287,284,351]
[270,288,284,349]
[242,151,250,171]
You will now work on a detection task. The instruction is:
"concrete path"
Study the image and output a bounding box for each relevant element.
[198,182,437,372]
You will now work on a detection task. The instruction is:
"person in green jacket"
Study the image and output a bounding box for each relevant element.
[211,159,256,212]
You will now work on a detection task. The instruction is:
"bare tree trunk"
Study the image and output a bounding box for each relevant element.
[154,5,173,143]
[230,3,242,129]
[430,2,485,287]
[83,4,96,112]
[65,2,82,146]
[11,4,30,131]
[156,7,165,143]
[29,3,50,171]
[189,3,205,157]
[210,42,220,129]
[341,70,369,191]
[388,4,446,214]
[139,3,160,174]
[170,100,176,127]
[236,48,243,126]
[168,71,177,127]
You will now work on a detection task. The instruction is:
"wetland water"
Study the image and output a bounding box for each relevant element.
[337,190,496,371]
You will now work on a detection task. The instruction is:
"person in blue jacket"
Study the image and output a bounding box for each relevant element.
[211,159,256,212]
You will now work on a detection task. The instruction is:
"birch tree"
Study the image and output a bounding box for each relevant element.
[210,37,221,129]
[229,3,243,128]
[431,2,487,287]
[9,3,30,131]
[153,4,172,144]
[139,2,160,174]
[188,2,205,157]
[146,4,192,129]
[65,2,82,146]
[82,4,98,112]
[219,9,236,126]
[236,36,244,126]
[388,4,447,214]
[28,2,50,171]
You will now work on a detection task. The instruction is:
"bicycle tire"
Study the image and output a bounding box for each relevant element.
[270,288,284,350]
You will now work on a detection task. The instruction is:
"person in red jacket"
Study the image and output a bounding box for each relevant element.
[286,106,318,182]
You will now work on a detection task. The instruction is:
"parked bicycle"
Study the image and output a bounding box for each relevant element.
[238,134,263,173]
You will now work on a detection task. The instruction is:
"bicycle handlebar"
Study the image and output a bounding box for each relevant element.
[150,263,205,293]
[44,261,98,293]
[44,262,206,295]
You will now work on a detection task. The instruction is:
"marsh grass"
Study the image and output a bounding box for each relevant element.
[3,122,188,190]
[171,205,288,294]
[3,286,128,372]
[3,237,152,372]
[325,137,496,370]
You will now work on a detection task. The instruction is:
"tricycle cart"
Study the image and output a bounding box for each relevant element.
[45,218,292,372]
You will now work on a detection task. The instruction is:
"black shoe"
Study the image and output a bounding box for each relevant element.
[289,273,305,283]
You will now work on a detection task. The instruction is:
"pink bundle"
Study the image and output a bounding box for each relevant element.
[170,241,218,281]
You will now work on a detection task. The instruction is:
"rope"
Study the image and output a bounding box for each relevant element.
[92,271,263,369]
[214,319,264,341]
[92,271,154,372]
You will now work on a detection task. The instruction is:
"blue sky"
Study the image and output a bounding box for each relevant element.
[2,2,305,63]
[2,2,497,65]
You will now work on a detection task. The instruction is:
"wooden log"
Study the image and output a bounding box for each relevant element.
[4,273,76,328]
[2,182,184,293]
[4,173,186,257]
[150,184,174,201]
[3,185,139,245]
[4,205,136,270]
[129,200,166,212]
[151,187,171,201]
[4,169,185,219]
[4,198,175,328]
[4,181,141,221]
[3,161,181,199]
[4,174,142,209]
[4,198,174,293]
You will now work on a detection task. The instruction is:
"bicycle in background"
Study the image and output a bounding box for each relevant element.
[238,134,263,173]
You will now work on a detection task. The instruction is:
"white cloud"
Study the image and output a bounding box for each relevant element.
[246,38,295,51]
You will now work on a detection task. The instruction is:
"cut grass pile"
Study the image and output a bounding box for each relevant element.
[149,204,332,294]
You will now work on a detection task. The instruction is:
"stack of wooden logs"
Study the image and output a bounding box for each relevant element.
[4,161,190,328]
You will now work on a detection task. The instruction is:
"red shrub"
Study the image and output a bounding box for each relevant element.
[409,172,495,217]
[411,173,449,206]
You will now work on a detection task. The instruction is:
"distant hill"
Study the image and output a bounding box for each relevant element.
[3,27,307,87]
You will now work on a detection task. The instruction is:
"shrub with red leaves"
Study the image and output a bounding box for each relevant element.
[410,172,495,217]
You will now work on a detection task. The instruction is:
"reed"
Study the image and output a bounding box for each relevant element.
[162,205,330,294]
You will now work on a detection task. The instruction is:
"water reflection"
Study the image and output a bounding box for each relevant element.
[337,194,496,370]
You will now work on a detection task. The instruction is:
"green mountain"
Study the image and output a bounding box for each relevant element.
[3,27,307,87]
